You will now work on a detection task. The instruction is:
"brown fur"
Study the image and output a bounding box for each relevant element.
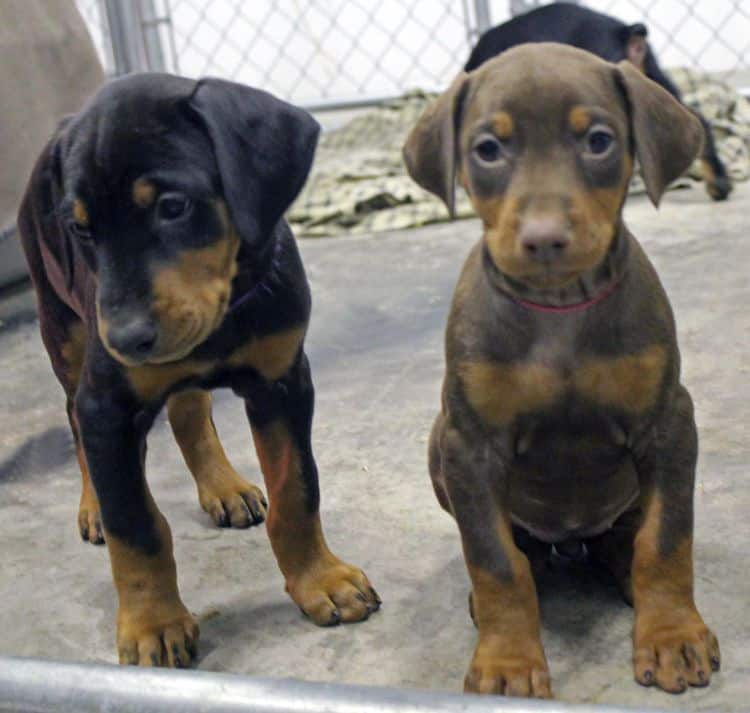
[404,44,715,698]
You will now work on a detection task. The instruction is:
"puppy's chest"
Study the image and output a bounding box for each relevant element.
[457,340,667,434]
[126,326,306,403]
[457,339,667,542]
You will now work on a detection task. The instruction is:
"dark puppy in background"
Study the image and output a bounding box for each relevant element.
[466,2,732,201]
[18,74,379,667]
[404,44,719,698]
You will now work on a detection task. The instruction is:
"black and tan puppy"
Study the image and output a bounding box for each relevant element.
[404,44,719,698]
[18,73,379,667]
[465,3,732,201]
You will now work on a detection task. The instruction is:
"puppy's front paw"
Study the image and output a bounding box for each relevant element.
[634,616,720,693]
[286,554,380,626]
[464,638,551,698]
[198,469,267,529]
[117,601,199,668]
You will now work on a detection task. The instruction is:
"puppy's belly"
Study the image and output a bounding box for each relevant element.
[506,427,640,544]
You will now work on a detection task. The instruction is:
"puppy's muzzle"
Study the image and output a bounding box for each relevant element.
[519,217,570,264]
[107,317,158,362]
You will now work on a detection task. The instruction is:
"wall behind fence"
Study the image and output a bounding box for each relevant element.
[78,0,750,108]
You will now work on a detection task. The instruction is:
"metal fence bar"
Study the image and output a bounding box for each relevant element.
[0,656,672,713]
[104,0,166,73]
[472,0,493,33]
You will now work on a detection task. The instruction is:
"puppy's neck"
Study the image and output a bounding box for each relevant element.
[482,224,629,312]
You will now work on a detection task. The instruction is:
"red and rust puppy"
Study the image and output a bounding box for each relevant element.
[404,44,719,698]
[18,73,379,667]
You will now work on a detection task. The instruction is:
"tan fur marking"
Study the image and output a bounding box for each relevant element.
[101,206,240,367]
[491,111,514,140]
[132,179,156,208]
[60,321,87,389]
[575,344,667,413]
[465,514,550,696]
[107,495,198,665]
[72,199,89,226]
[149,230,240,362]
[630,492,719,691]
[127,359,212,403]
[458,360,562,427]
[227,326,306,382]
[568,106,592,134]
[251,420,330,579]
[700,159,717,187]
[167,390,265,526]
[460,343,666,427]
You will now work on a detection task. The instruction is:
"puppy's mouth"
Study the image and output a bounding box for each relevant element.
[146,307,228,365]
[100,305,228,367]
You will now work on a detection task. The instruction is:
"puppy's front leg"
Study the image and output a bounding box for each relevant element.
[441,424,551,698]
[632,384,720,693]
[245,352,380,626]
[75,386,198,667]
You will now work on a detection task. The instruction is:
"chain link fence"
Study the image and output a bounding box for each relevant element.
[78,1,749,108]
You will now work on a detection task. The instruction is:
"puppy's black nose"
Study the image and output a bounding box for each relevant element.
[107,319,157,361]
[520,219,570,263]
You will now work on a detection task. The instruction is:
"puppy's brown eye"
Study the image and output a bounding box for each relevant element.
[474,136,505,163]
[587,129,614,155]
[157,193,191,222]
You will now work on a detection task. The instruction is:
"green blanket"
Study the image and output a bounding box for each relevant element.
[289,68,750,237]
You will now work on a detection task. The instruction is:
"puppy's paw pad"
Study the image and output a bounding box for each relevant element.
[287,558,380,626]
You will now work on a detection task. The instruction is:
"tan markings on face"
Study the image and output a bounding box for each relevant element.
[475,153,632,285]
[72,199,89,226]
[472,194,526,279]
[491,111,514,140]
[568,106,592,134]
[127,359,213,403]
[459,343,666,427]
[148,203,240,363]
[227,326,306,382]
[132,178,156,208]
[60,321,87,389]
[575,344,667,413]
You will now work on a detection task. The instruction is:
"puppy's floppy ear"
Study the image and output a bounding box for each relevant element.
[188,78,320,243]
[402,72,470,218]
[616,60,703,206]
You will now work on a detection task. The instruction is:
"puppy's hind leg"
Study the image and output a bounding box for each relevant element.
[167,389,267,528]
[30,269,103,544]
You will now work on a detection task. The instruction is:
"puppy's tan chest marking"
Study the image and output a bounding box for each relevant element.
[458,344,667,427]
[126,325,306,402]
[227,326,306,381]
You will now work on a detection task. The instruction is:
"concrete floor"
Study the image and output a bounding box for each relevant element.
[0,182,748,710]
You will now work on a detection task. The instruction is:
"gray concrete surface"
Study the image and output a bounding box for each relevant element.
[0,182,748,710]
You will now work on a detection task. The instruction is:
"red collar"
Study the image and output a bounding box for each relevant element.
[513,274,624,314]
